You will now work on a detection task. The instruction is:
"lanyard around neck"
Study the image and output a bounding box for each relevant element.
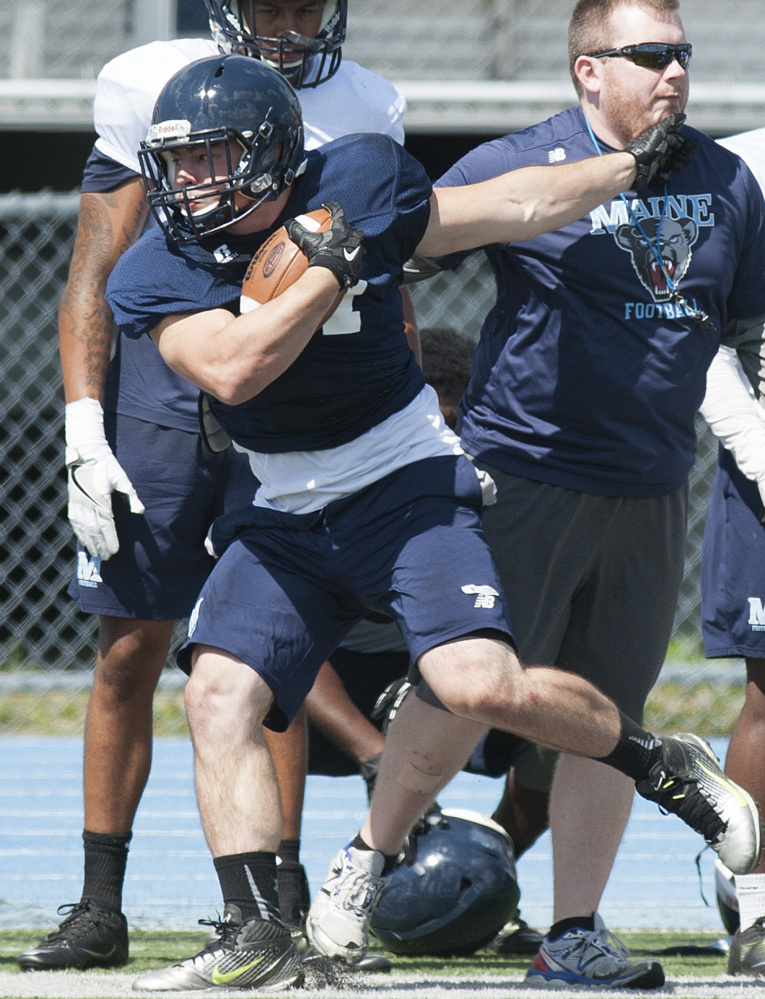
[583,115,715,332]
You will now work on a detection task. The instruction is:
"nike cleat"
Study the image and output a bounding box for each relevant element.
[17,900,128,971]
[132,904,301,992]
[637,733,763,875]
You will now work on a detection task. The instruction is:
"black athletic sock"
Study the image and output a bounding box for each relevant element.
[81,830,131,914]
[350,832,398,875]
[596,712,663,783]
[277,839,300,866]
[213,852,281,924]
[548,915,596,939]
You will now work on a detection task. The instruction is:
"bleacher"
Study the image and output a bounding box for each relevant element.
[0,0,763,136]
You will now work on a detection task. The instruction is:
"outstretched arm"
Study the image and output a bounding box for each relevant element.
[417,114,692,257]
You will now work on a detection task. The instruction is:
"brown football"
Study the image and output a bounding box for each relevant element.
[240,207,344,326]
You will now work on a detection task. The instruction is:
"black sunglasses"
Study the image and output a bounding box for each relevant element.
[584,42,692,70]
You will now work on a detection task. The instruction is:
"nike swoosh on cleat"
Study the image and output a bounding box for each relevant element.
[79,944,116,960]
[697,761,749,808]
[210,956,265,985]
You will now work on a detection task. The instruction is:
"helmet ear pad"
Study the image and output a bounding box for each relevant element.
[370,808,520,956]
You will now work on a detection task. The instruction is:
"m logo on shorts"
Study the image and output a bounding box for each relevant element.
[461,584,499,609]
[76,551,102,587]
[748,597,765,631]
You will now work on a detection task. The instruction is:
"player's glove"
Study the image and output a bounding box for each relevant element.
[624,113,696,189]
[285,200,365,289]
[65,397,145,560]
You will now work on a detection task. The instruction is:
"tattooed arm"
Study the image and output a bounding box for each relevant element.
[59,179,149,403]
[60,179,148,558]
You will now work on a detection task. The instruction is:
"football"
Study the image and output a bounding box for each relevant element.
[240,207,344,325]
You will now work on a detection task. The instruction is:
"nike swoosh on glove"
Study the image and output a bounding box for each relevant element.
[64,398,144,560]
[285,201,366,289]
[66,448,145,560]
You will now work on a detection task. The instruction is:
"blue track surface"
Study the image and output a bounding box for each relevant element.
[0,735,731,934]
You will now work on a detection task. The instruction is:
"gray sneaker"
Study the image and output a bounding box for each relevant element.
[636,733,762,875]
[305,844,387,965]
[525,913,665,989]
[132,904,301,992]
[729,917,765,977]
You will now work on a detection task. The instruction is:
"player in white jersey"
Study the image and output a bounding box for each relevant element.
[699,125,765,977]
[17,0,407,973]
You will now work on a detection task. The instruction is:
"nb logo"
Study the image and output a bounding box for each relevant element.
[214,244,236,264]
[461,584,499,609]
[548,147,566,164]
[76,551,102,587]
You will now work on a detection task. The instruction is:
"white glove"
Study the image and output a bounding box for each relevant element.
[65,397,145,560]
[700,345,765,507]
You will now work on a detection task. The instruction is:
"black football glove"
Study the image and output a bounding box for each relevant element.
[624,113,697,189]
[284,200,366,289]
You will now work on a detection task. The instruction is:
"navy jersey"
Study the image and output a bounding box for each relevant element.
[107,133,431,453]
[438,106,765,498]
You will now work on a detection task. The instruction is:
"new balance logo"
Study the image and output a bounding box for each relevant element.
[76,551,102,587]
[461,584,499,608]
[748,597,765,631]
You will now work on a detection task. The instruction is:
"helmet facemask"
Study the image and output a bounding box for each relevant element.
[206,0,346,88]
[140,115,303,242]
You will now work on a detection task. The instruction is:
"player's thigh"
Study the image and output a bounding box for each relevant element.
[375,465,514,665]
[702,450,765,660]
[178,535,362,732]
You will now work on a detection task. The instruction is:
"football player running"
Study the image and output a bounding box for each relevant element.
[18,0,409,975]
[97,52,759,994]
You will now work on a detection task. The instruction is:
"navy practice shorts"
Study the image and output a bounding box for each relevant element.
[178,454,514,730]
[702,446,765,659]
[68,412,256,620]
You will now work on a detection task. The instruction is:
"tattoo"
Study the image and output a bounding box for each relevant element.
[59,182,149,398]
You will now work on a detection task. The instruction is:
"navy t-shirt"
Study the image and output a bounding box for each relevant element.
[107,133,431,452]
[437,105,765,497]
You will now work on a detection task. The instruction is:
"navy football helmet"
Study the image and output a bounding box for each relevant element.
[370,808,520,956]
[139,54,305,242]
[206,0,347,88]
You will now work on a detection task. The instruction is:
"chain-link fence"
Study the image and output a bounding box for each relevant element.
[0,191,738,738]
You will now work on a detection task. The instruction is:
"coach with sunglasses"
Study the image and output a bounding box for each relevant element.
[430,0,765,988]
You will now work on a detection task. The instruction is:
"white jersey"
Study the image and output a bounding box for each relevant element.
[718,127,765,195]
[93,38,406,174]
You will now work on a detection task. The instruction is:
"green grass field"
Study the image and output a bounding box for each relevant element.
[0,929,734,991]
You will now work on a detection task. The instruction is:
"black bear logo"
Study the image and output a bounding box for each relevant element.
[614,216,698,302]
